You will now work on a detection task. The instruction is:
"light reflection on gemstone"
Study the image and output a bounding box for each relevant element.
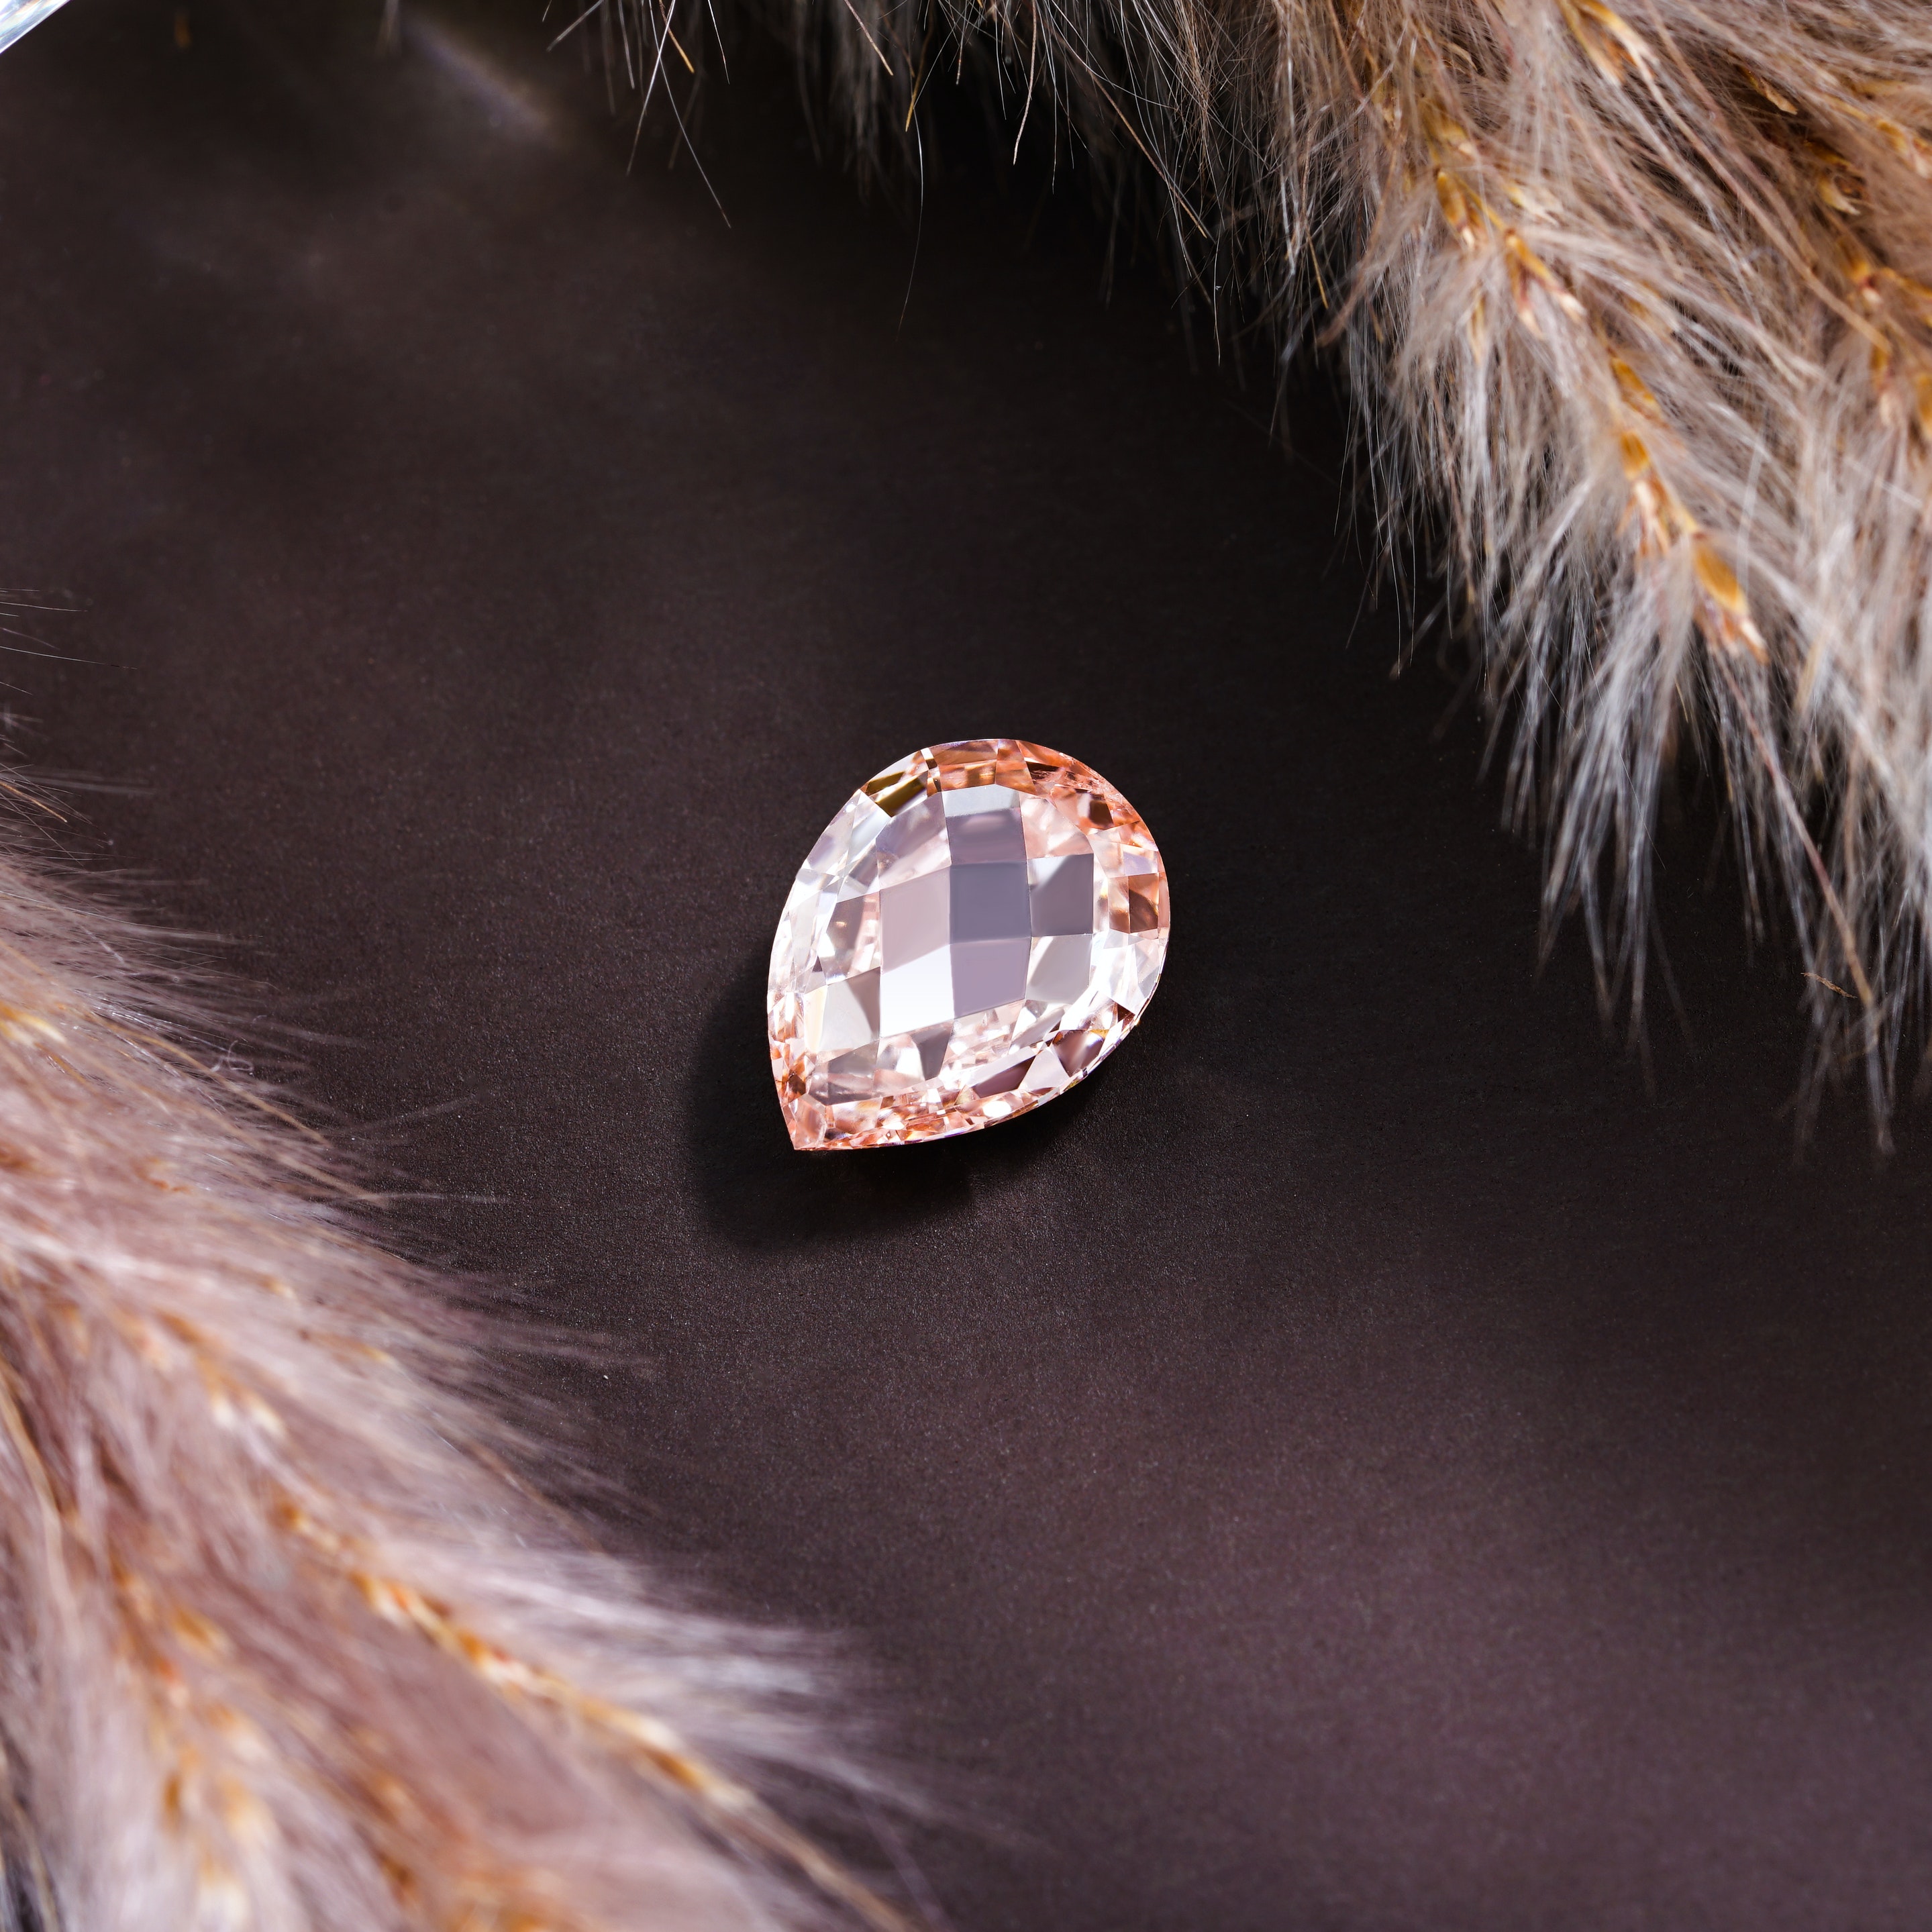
[768,739,1170,1151]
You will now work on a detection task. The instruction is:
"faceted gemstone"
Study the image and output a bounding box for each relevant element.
[768,740,1170,1150]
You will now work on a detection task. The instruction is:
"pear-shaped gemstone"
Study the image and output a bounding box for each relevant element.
[768,739,1169,1150]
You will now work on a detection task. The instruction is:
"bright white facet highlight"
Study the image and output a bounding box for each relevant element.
[0,0,66,54]
[768,738,1170,1150]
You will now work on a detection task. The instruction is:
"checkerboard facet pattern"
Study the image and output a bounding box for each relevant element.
[768,740,1169,1150]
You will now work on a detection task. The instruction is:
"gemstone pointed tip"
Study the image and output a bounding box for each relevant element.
[767,740,1168,1152]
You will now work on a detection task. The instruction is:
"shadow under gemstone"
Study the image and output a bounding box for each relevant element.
[685,951,1100,1252]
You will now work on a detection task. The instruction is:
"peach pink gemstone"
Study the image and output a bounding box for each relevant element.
[768,739,1170,1151]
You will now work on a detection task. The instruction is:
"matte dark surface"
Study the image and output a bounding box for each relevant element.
[4,3,1932,1925]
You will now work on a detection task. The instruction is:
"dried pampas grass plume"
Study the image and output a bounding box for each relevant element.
[661,0,1932,1131]
[0,779,906,1931]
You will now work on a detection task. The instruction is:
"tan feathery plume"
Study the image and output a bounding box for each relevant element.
[683,0,1932,1133]
[0,778,908,1930]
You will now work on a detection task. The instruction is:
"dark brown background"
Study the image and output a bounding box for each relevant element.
[3,0,1932,1923]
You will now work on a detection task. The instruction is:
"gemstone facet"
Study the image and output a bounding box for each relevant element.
[768,740,1170,1151]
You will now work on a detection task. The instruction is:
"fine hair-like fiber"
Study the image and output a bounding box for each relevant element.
[754,0,1932,1133]
[0,780,903,1931]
